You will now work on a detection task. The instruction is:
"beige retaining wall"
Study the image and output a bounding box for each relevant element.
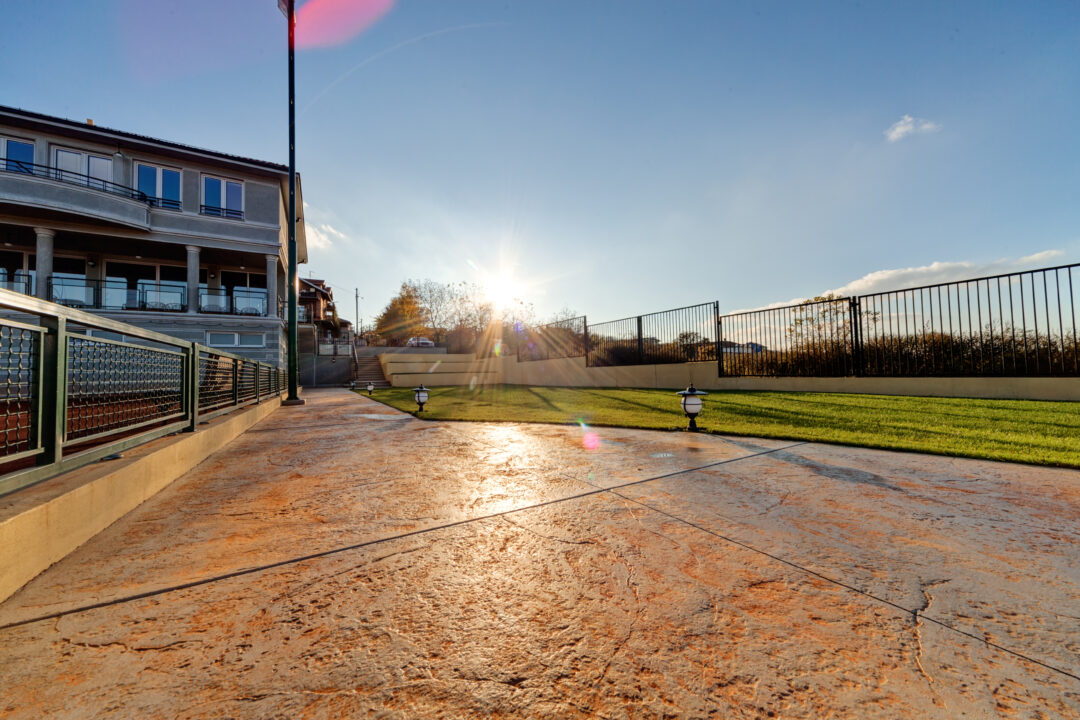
[0,397,282,604]
[384,352,1080,401]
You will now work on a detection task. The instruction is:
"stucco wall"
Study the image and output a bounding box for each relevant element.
[386,353,1080,401]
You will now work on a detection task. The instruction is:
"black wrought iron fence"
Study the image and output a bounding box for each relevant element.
[587,303,719,367]
[856,264,1078,377]
[525,262,1077,378]
[0,288,284,496]
[518,316,587,362]
[718,296,855,377]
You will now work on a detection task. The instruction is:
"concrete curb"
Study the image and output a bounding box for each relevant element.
[0,397,282,605]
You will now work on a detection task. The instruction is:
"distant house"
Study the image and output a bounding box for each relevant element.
[721,340,767,354]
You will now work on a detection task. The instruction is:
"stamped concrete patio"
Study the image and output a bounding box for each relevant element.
[0,387,1077,719]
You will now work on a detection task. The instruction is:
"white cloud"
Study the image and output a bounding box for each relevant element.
[824,250,1064,297]
[306,222,346,250]
[885,114,941,142]
[727,250,1066,313]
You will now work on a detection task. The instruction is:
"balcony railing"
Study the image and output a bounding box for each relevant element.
[200,204,244,221]
[0,158,179,210]
[48,278,187,312]
[0,272,33,296]
[42,278,274,317]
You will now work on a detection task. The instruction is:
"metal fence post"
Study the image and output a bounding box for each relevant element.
[715,302,724,377]
[583,317,590,367]
[849,297,863,376]
[255,363,262,404]
[636,316,644,364]
[187,344,200,432]
[37,315,66,466]
[232,358,239,407]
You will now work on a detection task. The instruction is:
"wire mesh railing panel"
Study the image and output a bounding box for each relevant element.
[198,352,235,412]
[0,322,40,459]
[259,365,272,396]
[518,316,587,362]
[858,264,1079,377]
[719,297,854,376]
[237,360,257,402]
[65,336,185,441]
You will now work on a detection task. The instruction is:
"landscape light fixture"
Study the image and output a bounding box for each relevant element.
[413,384,429,412]
[677,384,708,432]
[366,381,374,395]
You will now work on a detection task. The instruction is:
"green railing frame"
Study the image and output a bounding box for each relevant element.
[0,287,284,496]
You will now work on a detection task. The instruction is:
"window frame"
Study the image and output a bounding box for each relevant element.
[205,331,265,348]
[52,145,113,188]
[0,136,35,172]
[200,173,244,220]
[134,161,182,210]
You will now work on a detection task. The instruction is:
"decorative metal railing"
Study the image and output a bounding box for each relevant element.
[515,262,1079,378]
[0,288,284,496]
[0,158,175,208]
[200,204,245,221]
[518,316,587,362]
[587,303,719,367]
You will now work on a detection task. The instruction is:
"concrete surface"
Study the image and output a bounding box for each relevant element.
[0,395,283,605]
[0,388,1077,719]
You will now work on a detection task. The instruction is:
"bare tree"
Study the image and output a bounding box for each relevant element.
[410,279,455,343]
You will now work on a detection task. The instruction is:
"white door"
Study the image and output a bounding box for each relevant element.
[54,149,82,184]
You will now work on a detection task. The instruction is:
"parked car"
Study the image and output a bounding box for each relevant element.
[406,336,435,347]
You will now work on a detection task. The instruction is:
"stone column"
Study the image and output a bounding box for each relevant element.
[34,228,54,300]
[266,254,279,318]
[186,245,200,314]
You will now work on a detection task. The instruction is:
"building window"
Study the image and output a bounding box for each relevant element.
[136,163,181,210]
[53,147,112,190]
[206,331,264,348]
[1,137,34,174]
[201,175,243,220]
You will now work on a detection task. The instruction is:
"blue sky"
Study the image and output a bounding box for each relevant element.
[3,0,1079,325]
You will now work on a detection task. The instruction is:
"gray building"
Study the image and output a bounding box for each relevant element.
[0,105,307,365]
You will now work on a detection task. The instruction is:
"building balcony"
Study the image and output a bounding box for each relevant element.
[199,287,268,316]
[0,160,160,230]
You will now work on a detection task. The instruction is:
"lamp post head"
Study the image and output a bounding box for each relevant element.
[413,384,429,412]
[676,384,708,431]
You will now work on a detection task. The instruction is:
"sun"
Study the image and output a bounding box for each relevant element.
[483,274,517,312]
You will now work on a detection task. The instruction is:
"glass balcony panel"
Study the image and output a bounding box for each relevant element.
[232,287,267,316]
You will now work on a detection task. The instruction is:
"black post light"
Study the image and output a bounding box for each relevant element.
[413,384,429,412]
[677,384,708,431]
[366,381,374,395]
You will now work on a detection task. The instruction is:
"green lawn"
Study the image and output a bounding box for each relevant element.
[359,385,1080,468]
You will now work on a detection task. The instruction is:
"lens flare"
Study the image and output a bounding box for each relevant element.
[296,0,395,49]
[493,339,503,357]
[578,419,600,450]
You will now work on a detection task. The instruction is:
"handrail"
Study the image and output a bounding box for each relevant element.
[0,158,170,206]
[0,287,284,496]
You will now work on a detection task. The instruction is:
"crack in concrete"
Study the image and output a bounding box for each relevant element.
[912,579,951,702]
[500,516,594,545]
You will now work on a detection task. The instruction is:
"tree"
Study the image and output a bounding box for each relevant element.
[411,279,455,343]
[374,283,426,345]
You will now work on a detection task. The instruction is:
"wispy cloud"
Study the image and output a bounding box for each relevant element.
[825,250,1064,296]
[885,114,941,142]
[727,250,1067,313]
[306,222,346,250]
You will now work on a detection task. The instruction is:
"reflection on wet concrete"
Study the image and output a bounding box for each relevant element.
[0,388,1077,718]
